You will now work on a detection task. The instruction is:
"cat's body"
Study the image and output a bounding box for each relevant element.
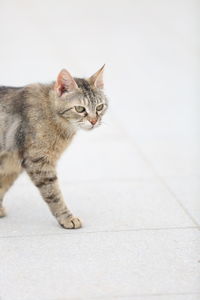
[0,66,107,228]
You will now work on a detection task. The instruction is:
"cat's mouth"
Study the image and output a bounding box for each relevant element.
[79,123,95,130]
[78,120,100,130]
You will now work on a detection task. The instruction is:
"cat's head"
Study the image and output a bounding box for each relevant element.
[53,66,108,130]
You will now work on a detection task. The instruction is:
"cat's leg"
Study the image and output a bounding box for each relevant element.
[23,159,81,229]
[0,172,19,217]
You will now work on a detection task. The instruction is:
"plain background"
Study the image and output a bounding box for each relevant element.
[0,0,199,179]
[0,0,199,158]
[0,1,199,300]
[0,0,199,137]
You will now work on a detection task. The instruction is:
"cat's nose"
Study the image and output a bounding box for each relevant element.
[89,118,97,125]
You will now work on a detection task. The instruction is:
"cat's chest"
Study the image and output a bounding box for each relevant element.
[51,134,73,160]
[38,127,75,161]
[28,121,76,163]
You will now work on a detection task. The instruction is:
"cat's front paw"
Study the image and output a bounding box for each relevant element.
[0,207,6,218]
[58,215,82,229]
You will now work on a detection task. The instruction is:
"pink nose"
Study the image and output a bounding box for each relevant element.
[89,119,97,125]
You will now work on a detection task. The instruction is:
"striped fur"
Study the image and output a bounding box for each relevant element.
[0,67,108,228]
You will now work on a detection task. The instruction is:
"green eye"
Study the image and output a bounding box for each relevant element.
[96,104,104,111]
[75,106,86,113]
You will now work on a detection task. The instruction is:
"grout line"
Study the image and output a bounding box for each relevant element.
[65,291,200,299]
[16,174,200,186]
[111,114,200,228]
[154,176,200,228]
[133,146,200,228]
[14,173,200,186]
[16,177,156,186]
[0,226,198,240]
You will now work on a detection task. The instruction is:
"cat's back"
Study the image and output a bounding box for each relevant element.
[0,86,22,97]
[0,86,24,152]
[0,86,24,111]
[0,85,22,94]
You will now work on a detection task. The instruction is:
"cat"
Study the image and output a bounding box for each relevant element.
[0,65,108,229]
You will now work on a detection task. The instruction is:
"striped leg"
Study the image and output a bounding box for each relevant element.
[0,172,20,217]
[24,158,81,229]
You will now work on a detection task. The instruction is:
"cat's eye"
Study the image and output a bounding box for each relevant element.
[75,106,86,113]
[96,104,104,111]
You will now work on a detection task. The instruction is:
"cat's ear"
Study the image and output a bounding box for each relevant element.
[88,64,105,89]
[54,69,78,96]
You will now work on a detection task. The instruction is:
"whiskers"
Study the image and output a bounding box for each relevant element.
[97,120,109,127]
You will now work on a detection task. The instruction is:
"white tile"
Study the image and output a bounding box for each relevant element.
[112,100,199,177]
[112,95,199,142]
[56,138,154,182]
[62,180,194,230]
[0,229,199,300]
[110,79,199,178]
[163,176,200,225]
[134,138,200,177]
[104,295,200,300]
[0,180,194,237]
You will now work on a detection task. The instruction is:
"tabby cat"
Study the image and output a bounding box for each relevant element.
[0,65,108,229]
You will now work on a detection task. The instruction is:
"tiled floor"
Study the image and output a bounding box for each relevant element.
[0,111,199,300]
[0,1,199,300]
